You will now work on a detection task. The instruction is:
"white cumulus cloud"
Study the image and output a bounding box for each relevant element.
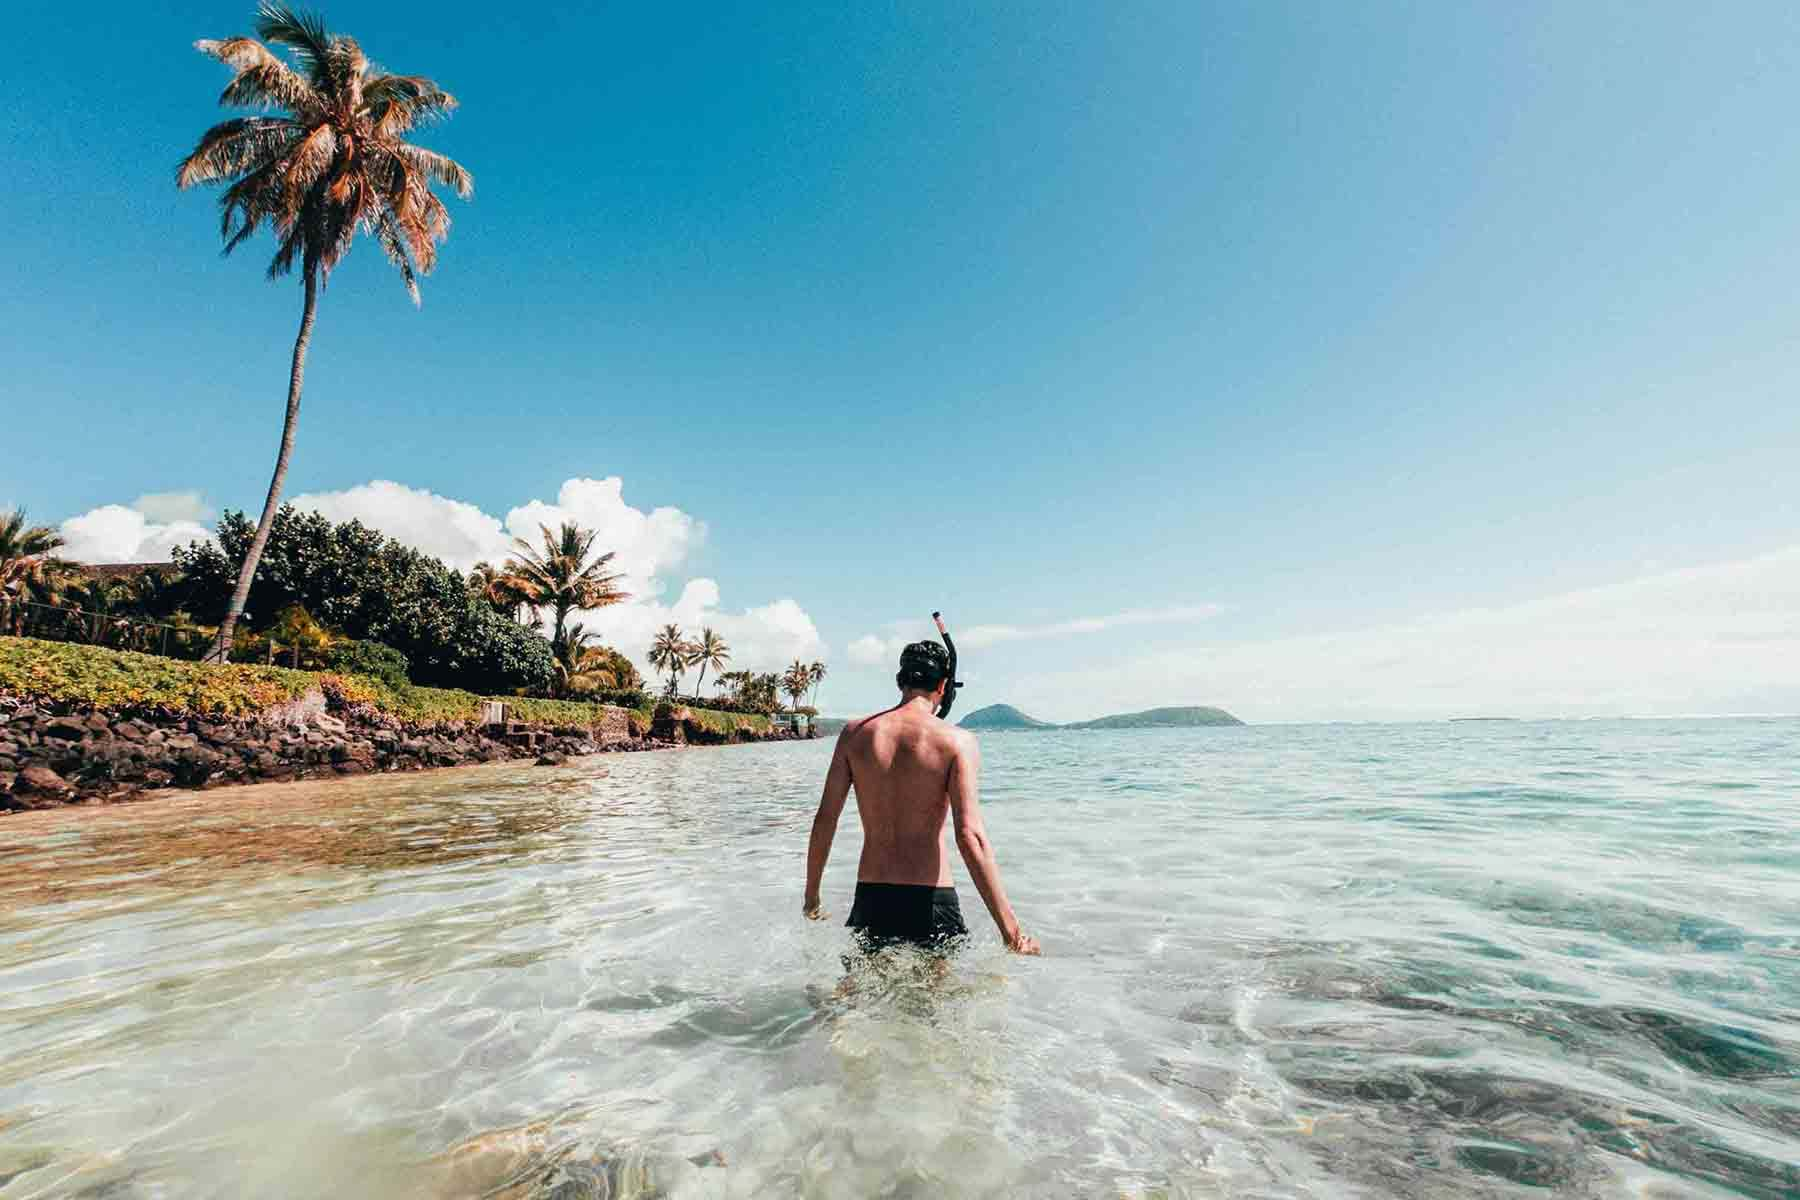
[290,480,508,571]
[57,501,213,564]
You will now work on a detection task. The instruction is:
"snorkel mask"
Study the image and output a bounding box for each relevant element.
[932,611,963,720]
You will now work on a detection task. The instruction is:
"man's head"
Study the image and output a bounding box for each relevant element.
[896,640,951,701]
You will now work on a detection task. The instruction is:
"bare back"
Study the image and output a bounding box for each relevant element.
[804,689,1035,953]
[841,704,971,886]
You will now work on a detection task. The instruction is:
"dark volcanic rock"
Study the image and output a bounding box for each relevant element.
[14,765,76,803]
[0,690,788,813]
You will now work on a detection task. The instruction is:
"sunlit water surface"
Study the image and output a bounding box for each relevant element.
[1,721,1796,1198]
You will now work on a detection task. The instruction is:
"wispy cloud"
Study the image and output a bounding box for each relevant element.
[1013,546,1800,723]
[845,604,1224,666]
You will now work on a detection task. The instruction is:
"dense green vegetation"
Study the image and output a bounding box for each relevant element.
[0,637,767,734]
[3,502,820,728]
[1,636,340,717]
[174,508,555,694]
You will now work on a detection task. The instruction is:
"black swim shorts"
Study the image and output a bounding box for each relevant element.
[845,881,969,951]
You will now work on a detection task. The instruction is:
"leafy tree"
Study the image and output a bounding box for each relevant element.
[807,660,828,708]
[501,523,629,650]
[177,4,472,662]
[323,638,410,689]
[174,507,552,693]
[691,627,730,695]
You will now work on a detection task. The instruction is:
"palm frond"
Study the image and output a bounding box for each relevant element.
[177,116,300,188]
[219,60,320,114]
[393,144,472,198]
[375,206,421,305]
[253,2,333,84]
[363,73,458,136]
[184,8,468,299]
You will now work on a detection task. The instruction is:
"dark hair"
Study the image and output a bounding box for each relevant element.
[896,640,949,691]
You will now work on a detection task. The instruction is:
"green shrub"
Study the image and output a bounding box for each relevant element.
[324,638,411,689]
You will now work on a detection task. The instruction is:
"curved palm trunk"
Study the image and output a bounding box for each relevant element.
[204,265,319,663]
[695,664,708,696]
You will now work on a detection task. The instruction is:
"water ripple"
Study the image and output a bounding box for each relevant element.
[0,720,1795,1196]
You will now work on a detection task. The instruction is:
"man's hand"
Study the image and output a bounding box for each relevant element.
[1006,930,1041,956]
[803,895,829,921]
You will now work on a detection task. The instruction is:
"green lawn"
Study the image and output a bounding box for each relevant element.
[0,636,767,733]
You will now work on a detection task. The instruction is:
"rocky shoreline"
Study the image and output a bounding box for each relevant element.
[0,693,802,812]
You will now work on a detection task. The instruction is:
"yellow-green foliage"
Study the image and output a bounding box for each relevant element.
[0,637,763,733]
[0,637,320,716]
[687,708,771,736]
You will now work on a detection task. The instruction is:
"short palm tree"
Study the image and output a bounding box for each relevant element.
[648,624,690,696]
[501,523,629,649]
[691,627,731,696]
[178,3,473,662]
[468,560,537,625]
[0,509,67,633]
[60,577,134,646]
[550,622,619,698]
[807,660,828,708]
[783,660,812,712]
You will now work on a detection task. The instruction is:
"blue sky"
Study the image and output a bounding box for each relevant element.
[4,2,1798,720]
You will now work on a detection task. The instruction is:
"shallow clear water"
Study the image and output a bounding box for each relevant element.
[1,720,1796,1198]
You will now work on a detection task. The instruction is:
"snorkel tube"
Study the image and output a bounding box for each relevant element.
[932,611,963,720]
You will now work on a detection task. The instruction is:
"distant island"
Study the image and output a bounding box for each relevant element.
[958,703,1244,730]
[959,703,1058,730]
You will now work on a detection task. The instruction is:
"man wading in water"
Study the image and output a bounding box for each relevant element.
[803,636,1040,955]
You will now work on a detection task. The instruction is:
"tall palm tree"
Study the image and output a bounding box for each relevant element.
[178,4,473,662]
[648,624,689,696]
[0,509,67,634]
[783,660,812,713]
[501,523,629,649]
[807,660,828,708]
[691,627,731,696]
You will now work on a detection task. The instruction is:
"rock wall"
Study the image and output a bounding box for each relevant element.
[0,692,660,812]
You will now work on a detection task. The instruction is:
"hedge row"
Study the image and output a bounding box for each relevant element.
[0,637,764,733]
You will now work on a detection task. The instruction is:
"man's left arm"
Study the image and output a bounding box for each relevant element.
[804,728,854,919]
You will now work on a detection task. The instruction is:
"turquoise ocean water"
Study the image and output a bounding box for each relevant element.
[0,719,1794,1197]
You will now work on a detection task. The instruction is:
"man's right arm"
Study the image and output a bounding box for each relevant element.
[804,726,855,919]
[948,732,1040,955]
